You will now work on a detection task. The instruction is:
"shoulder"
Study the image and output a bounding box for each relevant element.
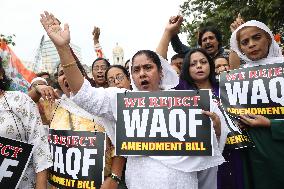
[5,91,36,107]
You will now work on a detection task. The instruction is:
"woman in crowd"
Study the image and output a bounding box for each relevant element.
[92,57,110,88]
[40,11,229,189]
[29,53,127,188]
[157,16,237,189]
[0,57,52,189]
[105,65,131,89]
[230,20,284,189]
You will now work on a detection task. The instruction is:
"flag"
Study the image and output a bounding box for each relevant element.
[0,39,36,93]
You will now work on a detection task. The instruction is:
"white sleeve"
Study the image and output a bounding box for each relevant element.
[71,79,125,121]
[14,92,52,173]
[211,100,229,153]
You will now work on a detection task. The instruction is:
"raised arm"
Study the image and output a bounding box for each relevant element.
[156,15,183,59]
[92,26,105,58]
[40,11,83,94]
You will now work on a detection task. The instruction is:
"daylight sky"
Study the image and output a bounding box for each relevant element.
[1,0,188,66]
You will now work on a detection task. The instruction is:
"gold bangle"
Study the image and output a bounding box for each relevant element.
[61,61,77,68]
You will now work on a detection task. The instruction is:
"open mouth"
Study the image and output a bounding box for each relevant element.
[64,80,70,89]
[140,80,150,89]
[97,75,104,79]
[205,44,214,51]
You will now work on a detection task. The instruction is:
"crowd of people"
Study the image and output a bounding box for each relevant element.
[0,10,283,189]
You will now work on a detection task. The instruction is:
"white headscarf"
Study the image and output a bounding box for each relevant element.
[31,77,48,85]
[129,52,179,91]
[230,20,284,68]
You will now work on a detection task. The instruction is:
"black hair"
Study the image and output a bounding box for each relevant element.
[0,57,11,91]
[171,53,185,62]
[198,26,222,49]
[105,65,130,80]
[91,58,111,71]
[125,59,130,67]
[36,72,50,78]
[180,48,217,89]
[131,50,161,71]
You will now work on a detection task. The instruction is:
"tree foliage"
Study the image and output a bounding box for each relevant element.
[179,0,284,48]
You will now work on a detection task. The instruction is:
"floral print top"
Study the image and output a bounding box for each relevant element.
[0,91,52,189]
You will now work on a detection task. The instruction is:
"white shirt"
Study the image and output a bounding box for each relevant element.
[71,79,229,189]
[0,91,52,189]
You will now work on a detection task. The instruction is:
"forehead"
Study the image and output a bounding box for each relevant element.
[107,67,124,76]
[190,51,207,60]
[172,57,183,62]
[214,58,228,65]
[202,31,216,39]
[94,60,107,66]
[132,54,155,67]
[238,26,267,40]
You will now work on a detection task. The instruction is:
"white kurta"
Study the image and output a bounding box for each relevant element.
[71,79,229,189]
[0,91,52,189]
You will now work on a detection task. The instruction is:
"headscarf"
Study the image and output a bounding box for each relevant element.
[31,77,48,85]
[129,53,179,91]
[230,20,284,67]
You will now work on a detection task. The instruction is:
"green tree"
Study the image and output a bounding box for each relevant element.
[179,0,284,48]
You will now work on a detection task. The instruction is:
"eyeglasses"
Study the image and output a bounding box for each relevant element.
[93,65,107,71]
[108,73,126,85]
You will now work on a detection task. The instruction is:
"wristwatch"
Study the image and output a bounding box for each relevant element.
[109,173,121,184]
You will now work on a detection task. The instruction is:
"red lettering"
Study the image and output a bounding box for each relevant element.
[53,135,59,145]
[192,96,200,106]
[149,97,159,107]
[137,98,145,107]
[182,97,191,107]
[249,70,258,79]
[274,67,282,76]
[11,147,23,158]
[71,136,79,146]
[1,145,10,157]
[88,137,96,146]
[159,97,168,107]
[79,137,86,146]
[124,98,137,108]
[173,97,182,107]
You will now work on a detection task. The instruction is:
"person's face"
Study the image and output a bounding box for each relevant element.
[131,54,162,91]
[238,26,271,61]
[188,52,210,83]
[214,58,229,75]
[92,60,108,86]
[57,65,71,95]
[171,57,183,70]
[201,31,219,56]
[107,67,130,89]
[171,65,181,76]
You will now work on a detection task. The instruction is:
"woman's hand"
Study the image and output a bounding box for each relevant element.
[40,11,70,47]
[100,177,118,189]
[202,110,221,138]
[92,26,100,44]
[36,85,59,102]
[239,114,271,128]
[230,13,245,32]
[165,15,183,36]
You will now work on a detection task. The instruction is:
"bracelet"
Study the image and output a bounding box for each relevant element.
[61,61,77,68]
[109,173,121,184]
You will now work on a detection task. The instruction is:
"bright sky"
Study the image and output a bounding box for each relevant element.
[1,0,188,66]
